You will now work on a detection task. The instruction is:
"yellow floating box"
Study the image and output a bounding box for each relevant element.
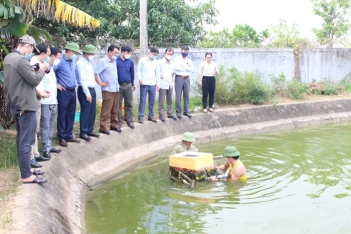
[169,152,216,181]
[169,151,214,170]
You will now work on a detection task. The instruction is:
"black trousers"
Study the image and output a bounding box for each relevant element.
[202,76,216,108]
[78,86,96,136]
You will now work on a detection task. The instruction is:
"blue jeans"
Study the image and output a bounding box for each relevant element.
[138,85,156,119]
[57,89,76,141]
[78,86,96,136]
[40,104,56,153]
[11,108,36,179]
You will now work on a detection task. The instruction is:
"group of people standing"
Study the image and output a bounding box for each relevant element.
[3,34,220,184]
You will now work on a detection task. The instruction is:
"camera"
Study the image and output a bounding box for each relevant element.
[32,63,39,72]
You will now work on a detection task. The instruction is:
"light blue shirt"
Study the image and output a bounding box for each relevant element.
[53,55,77,88]
[173,55,194,76]
[137,57,160,86]
[76,57,96,96]
[94,56,119,92]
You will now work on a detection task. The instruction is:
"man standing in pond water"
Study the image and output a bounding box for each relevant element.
[208,146,247,181]
[172,132,199,154]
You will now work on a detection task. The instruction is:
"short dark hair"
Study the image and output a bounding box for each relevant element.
[149,47,159,54]
[50,47,62,56]
[181,45,189,51]
[108,45,119,52]
[121,45,132,53]
[34,44,49,55]
[205,52,212,58]
[165,48,174,53]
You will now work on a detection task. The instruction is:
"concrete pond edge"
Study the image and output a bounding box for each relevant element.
[8,98,351,233]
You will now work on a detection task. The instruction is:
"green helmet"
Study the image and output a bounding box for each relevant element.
[82,44,98,54]
[223,146,240,157]
[181,132,196,142]
[64,42,82,54]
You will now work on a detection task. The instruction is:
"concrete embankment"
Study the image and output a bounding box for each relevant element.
[8,98,351,233]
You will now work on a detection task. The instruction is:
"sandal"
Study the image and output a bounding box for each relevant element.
[32,169,45,176]
[23,176,48,184]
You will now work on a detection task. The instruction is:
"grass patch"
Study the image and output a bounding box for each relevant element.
[0,134,17,169]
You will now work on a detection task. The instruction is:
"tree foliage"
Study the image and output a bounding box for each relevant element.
[312,0,351,47]
[199,24,269,48]
[33,0,218,47]
[267,19,303,48]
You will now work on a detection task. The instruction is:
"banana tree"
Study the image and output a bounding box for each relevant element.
[0,0,100,39]
[0,0,100,129]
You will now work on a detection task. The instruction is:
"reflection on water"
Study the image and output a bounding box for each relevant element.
[85,123,351,234]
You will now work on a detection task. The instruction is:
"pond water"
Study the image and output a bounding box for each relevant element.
[85,123,351,234]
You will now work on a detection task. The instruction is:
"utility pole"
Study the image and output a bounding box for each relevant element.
[140,0,148,57]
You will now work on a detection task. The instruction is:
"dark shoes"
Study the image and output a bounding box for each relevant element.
[35,154,50,162]
[160,116,166,122]
[80,134,91,141]
[59,140,68,147]
[110,127,122,133]
[99,129,110,135]
[127,122,135,129]
[88,131,100,138]
[138,119,144,124]
[183,112,192,119]
[168,115,177,121]
[31,158,42,168]
[43,151,51,159]
[65,138,81,143]
[148,117,157,123]
[176,113,182,120]
[50,147,61,153]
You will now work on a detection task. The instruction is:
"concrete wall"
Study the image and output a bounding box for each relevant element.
[7,98,351,234]
[90,48,351,100]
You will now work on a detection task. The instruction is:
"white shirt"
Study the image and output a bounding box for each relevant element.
[40,67,58,105]
[158,58,174,90]
[75,57,96,96]
[198,61,218,77]
[30,56,44,92]
[173,55,194,76]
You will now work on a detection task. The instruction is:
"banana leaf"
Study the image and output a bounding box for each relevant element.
[6,14,26,38]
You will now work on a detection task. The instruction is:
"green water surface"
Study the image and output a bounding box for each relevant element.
[85,123,351,234]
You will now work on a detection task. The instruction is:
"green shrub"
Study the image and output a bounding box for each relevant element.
[338,74,351,94]
[310,79,339,96]
[214,65,232,104]
[270,73,287,95]
[287,80,309,99]
[230,68,271,105]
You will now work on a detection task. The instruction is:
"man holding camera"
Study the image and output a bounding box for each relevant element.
[3,35,48,184]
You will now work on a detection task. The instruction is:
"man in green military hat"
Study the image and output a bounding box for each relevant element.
[76,44,100,141]
[208,146,247,181]
[53,42,82,147]
[171,132,199,154]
